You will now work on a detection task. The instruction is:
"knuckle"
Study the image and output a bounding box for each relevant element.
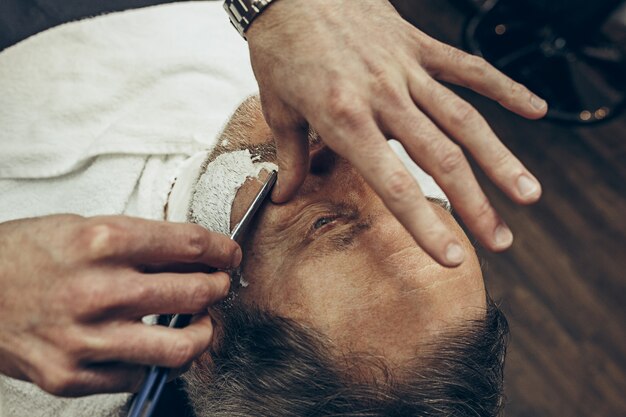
[79,219,127,260]
[381,86,405,110]
[263,100,307,137]
[326,88,368,129]
[221,239,238,260]
[491,147,514,170]
[467,55,489,77]
[185,227,209,261]
[213,239,236,266]
[437,145,466,174]
[39,366,77,396]
[449,100,477,127]
[474,197,496,224]
[194,276,228,306]
[186,280,213,309]
[383,170,420,206]
[63,328,92,359]
[417,39,442,73]
[507,80,526,100]
[443,44,468,64]
[416,36,434,56]
[422,77,440,99]
[218,274,231,298]
[126,281,152,304]
[421,224,449,243]
[167,337,197,368]
[65,277,114,319]
[369,71,403,107]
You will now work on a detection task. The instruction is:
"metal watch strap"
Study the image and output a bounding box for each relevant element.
[223,0,277,39]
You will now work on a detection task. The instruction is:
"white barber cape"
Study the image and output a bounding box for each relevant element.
[0,2,447,417]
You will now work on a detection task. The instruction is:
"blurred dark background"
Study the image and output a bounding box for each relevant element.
[0,0,179,50]
[1,0,625,416]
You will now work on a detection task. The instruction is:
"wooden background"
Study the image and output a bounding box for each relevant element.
[392,1,626,416]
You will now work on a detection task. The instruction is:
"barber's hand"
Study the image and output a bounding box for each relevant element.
[247,0,545,266]
[0,215,240,397]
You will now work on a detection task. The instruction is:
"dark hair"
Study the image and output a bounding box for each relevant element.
[184,299,509,417]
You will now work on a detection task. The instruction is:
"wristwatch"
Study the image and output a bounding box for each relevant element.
[223,0,278,39]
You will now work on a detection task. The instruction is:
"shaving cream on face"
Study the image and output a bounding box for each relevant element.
[166,149,276,289]
[188,149,277,235]
[189,150,277,288]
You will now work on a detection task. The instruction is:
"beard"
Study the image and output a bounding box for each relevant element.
[183,301,507,417]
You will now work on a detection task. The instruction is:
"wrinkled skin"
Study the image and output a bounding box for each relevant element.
[225,101,485,367]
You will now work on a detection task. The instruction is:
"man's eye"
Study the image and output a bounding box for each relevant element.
[313,216,335,230]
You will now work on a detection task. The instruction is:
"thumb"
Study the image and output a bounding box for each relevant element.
[261,97,310,203]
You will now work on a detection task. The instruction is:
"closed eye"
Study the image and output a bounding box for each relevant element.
[312,216,338,230]
[301,202,360,243]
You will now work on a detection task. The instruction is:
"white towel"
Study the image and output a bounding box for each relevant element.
[0,0,259,225]
[0,1,257,180]
[0,380,129,417]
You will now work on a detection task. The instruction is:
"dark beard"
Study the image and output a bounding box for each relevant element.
[183,302,508,417]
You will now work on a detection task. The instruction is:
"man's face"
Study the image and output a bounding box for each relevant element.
[215,99,485,367]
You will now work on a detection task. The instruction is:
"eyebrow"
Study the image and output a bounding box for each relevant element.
[292,201,369,255]
[325,198,448,253]
[328,219,372,251]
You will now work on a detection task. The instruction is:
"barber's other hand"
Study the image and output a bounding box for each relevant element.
[247,0,545,266]
[0,215,240,396]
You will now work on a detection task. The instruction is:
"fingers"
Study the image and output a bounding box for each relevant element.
[86,315,215,369]
[79,363,147,395]
[408,72,542,206]
[424,40,548,119]
[41,360,187,396]
[106,271,231,318]
[260,96,310,203]
[378,92,513,252]
[318,116,466,266]
[39,363,147,397]
[35,314,217,396]
[84,217,242,269]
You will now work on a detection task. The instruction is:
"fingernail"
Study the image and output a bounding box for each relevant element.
[445,242,465,265]
[517,175,539,199]
[217,272,231,297]
[494,224,513,248]
[232,247,243,267]
[531,95,547,111]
